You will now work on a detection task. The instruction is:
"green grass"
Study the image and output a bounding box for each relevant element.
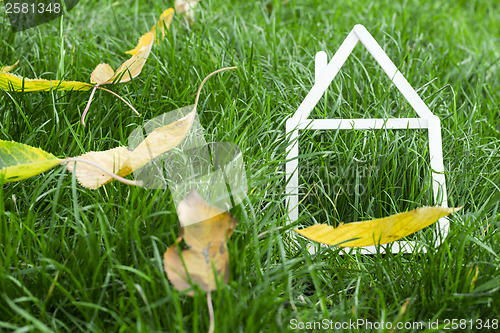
[1,0,499,332]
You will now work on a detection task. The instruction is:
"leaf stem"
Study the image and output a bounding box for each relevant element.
[194,66,237,113]
[98,86,141,116]
[81,85,141,127]
[207,292,214,333]
[60,158,142,187]
[81,85,98,126]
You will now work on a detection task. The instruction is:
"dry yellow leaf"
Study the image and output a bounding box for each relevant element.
[164,242,228,295]
[126,8,174,55]
[164,190,237,295]
[89,63,115,85]
[125,30,156,56]
[71,66,235,186]
[67,110,195,188]
[154,8,175,37]
[83,30,154,125]
[0,60,20,73]
[112,32,154,83]
[66,146,130,189]
[122,110,196,174]
[90,31,154,85]
[295,206,462,247]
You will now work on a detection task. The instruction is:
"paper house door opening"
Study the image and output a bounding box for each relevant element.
[285,24,449,254]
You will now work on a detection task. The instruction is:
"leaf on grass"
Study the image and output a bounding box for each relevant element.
[73,66,235,183]
[0,140,61,183]
[126,31,158,56]
[67,109,196,188]
[126,8,175,55]
[89,64,115,85]
[154,8,176,38]
[1,7,183,126]
[91,31,154,85]
[65,146,131,189]
[83,30,155,125]
[3,67,234,186]
[0,72,92,92]
[0,60,20,73]
[295,206,462,247]
[164,190,237,295]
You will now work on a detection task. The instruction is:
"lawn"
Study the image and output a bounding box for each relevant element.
[0,0,499,332]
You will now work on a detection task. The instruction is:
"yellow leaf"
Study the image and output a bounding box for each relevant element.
[71,67,235,186]
[0,140,61,183]
[112,31,154,83]
[294,206,462,247]
[67,109,196,188]
[125,31,155,56]
[91,31,154,85]
[90,63,115,85]
[0,72,92,92]
[164,244,227,295]
[164,190,237,295]
[153,8,175,38]
[65,146,130,189]
[122,109,196,174]
[0,60,20,73]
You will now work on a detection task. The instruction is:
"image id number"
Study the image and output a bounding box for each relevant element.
[443,318,498,330]
[5,2,61,15]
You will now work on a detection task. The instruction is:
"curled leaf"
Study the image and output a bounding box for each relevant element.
[0,140,61,183]
[164,190,237,295]
[0,60,20,73]
[126,8,175,55]
[0,72,92,92]
[295,206,462,247]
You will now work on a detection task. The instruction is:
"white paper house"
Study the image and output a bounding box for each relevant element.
[286,24,449,254]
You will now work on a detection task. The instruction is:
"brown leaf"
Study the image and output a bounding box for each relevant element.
[164,190,237,295]
[177,190,237,247]
[164,241,230,296]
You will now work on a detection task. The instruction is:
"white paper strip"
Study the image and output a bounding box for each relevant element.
[286,24,449,254]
